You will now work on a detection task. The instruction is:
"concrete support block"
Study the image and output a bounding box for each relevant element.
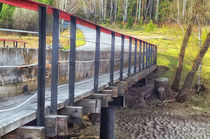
[45,115,57,137]
[45,115,68,137]
[75,99,101,115]
[100,88,118,98]
[125,78,132,88]
[17,126,45,139]
[56,115,68,136]
[59,106,83,125]
[116,81,128,96]
[89,94,111,107]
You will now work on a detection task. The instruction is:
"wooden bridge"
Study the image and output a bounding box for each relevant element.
[0,0,157,138]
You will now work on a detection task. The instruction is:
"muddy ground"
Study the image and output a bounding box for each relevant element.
[69,66,210,139]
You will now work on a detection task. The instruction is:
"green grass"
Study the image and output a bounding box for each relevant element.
[61,28,85,50]
[103,23,210,112]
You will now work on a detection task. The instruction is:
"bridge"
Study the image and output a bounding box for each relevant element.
[0,0,157,138]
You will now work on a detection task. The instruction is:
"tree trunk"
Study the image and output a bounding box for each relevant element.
[171,0,201,92]
[135,0,139,24]
[94,0,97,23]
[155,0,160,22]
[171,23,193,92]
[114,0,117,23]
[182,0,187,17]
[104,0,107,22]
[100,0,104,23]
[110,0,113,23]
[177,0,180,21]
[176,32,210,102]
[138,0,142,22]
[145,0,151,20]
[123,0,129,22]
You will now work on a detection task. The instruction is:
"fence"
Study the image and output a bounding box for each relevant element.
[0,0,157,126]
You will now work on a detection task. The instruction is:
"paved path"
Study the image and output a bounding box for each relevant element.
[0,65,136,136]
[62,22,134,52]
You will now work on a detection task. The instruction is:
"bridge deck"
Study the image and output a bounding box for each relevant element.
[0,65,157,136]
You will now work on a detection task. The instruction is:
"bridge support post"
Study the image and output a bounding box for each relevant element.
[110,32,115,86]
[37,5,47,126]
[69,16,77,105]
[100,107,115,139]
[134,39,137,74]
[143,42,145,69]
[128,37,132,76]
[50,9,59,114]
[139,40,142,71]
[120,35,124,81]
[94,26,101,93]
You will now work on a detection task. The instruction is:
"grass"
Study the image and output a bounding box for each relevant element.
[0,28,85,49]
[103,23,210,112]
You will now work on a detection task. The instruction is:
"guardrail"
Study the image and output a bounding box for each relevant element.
[0,0,157,126]
[0,39,27,48]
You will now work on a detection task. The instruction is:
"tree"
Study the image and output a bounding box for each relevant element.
[176,32,210,102]
[171,0,202,92]
[114,0,118,23]
[138,0,142,22]
[123,0,129,22]
[177,0,180,21]
[182,0,187,17]
[155,0,160,22]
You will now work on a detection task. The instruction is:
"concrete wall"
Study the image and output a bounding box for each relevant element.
[0,47,138,99]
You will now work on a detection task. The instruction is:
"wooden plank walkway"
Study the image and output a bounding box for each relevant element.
[0,65,157,136]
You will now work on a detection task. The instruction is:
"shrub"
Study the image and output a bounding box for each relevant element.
[126,17,133,29]
[146,20,155,32]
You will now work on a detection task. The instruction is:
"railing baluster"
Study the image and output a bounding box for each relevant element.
[148,44,150,67]
[69,16,77,105]
[139,40,142,71]
[128,37,132,76]
[146,43,148,68]
[120,35,124,81]
[37,5,47,126]
[94,26,101,93]
[149,44,151,67]
[143,42,145,69]
[3,40,5,47]
[153,45,154,65]
[50,9,59,114]
[155,45,157,64]
[110,32,115,86]
[134,39,137,74]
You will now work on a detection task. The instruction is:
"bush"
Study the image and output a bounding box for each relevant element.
[146,20,155,32]
[126,17,133,29]
[0,4,15,28]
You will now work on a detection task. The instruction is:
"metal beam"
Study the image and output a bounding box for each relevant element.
[134,39,137,74]
[120,35,124,81]
[143,42,145,69]
[100,107,115,139]
[50,9,59,114]
[37,5,47,126]
[94,26,101,93]
[139,40,142,71]
[110,32,115,86]
[69,16,77,105]
[128,37,132,76]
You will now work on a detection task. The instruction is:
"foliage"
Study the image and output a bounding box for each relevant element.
[126,16,133,29]
[0,4,15,28]
[34,0,53,5]
[146,20,155,32]
[159,0,171,23]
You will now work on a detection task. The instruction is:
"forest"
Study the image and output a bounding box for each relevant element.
[0,0,209,30]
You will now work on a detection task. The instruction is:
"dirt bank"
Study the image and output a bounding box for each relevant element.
[69,66,210,139]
